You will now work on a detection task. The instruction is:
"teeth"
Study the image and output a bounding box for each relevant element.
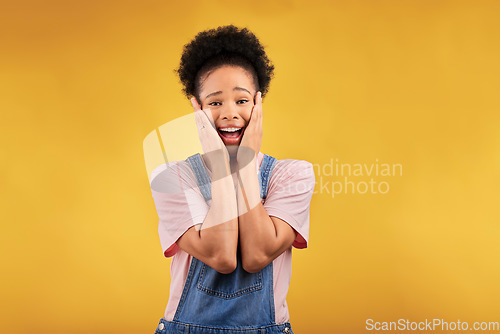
[219,127,241,132]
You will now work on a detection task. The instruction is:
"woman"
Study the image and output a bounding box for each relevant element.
[150,25,315,334]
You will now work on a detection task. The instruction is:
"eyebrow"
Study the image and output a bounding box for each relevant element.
[204,87,251,100]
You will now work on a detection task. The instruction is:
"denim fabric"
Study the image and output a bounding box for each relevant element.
[258,154,277,201]
[154,317,294,333]
[153,154,294,333]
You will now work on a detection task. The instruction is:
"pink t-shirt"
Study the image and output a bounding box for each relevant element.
[150,152,315,324]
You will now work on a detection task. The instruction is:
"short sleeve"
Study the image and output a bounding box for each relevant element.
[150,161,209,257]
[263,159,315,249]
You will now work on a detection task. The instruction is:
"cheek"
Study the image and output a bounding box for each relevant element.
[209,109,219,121]
[242,105,254,122]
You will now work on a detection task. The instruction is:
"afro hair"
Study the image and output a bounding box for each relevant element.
[175,25,275,102]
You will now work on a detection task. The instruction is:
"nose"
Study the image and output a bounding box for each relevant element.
[219,103,241,120]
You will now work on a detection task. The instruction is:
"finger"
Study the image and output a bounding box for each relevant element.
[250,92,262,124]
[253,91,262,113]
[260,92,263,123]
[190,97,215,129]
[201,108,216,129]
[194,110,206,131]
[195,110,215,135]
[247,106,255,128]
[191,97,202,112]
[256,91,263,121]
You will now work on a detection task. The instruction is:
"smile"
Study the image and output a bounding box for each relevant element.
[218,126,245,144]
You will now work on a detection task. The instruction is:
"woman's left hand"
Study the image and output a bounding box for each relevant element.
[238,91,263,163]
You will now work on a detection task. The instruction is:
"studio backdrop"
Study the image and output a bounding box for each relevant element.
[1,1,499,333]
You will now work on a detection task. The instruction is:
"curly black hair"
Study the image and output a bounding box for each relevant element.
[175,25,275,102]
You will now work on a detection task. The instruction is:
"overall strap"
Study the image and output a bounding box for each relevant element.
[258,154,277,200]
[185,153,212,202]
[185,153,278,202]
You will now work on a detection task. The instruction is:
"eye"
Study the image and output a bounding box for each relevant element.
[237,99,249,104]
[208,101,221,106]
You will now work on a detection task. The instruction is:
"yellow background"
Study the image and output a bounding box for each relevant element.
[1,1,499,333]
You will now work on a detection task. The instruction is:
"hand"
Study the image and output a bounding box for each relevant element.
[191,97,231,177]
[237,91,263,164]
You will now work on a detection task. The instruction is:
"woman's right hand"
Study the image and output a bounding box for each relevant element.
[191,97,231,178]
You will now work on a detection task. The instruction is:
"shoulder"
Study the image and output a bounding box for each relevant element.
[264,156,315,194]
[274,158,313,170]
[150,160,192,180]
[150,160,197,192]
[272,157,315,181]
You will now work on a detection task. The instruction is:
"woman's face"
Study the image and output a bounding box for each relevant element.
[198,65,257,146]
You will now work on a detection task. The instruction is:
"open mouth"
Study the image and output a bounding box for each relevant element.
[217,126,244,144]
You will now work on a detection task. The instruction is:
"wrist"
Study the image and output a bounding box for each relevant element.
[202,150,231,179]
[236,145,258,166]
[236,158,260,214]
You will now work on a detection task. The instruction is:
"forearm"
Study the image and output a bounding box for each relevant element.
[198,168,239,260]
[237,157,277,269]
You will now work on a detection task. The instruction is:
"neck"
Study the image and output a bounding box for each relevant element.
[201,146,259,174]
[227,145,239,159]
[227,146,240,173]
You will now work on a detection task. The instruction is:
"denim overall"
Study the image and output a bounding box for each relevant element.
[154,153,294,334]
